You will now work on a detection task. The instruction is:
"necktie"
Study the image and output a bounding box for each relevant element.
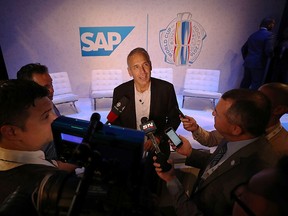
[193,142,228,193]
[209,142,227,168]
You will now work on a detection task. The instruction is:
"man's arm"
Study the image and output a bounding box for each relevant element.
[153,157,204,216]
[181,115,222,147]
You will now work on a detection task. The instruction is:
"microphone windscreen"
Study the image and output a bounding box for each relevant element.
[141,117,149,124]
[140,117,157,134]
[90,112,101,122]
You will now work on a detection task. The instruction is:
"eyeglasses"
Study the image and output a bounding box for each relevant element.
[231,182,256,216]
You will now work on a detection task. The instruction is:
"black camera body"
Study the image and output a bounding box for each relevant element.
[44,114,146,215]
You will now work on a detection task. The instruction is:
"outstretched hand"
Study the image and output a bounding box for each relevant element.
[153,156,176,182]
[170,135,192,157]
[181,115,199,132]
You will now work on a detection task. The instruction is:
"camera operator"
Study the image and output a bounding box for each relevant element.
[0,79,78,215]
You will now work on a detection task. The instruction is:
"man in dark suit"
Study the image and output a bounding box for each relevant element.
[154,89,278,216]
[112,47,180,154]
[111,47,181,195]
[240,17,276,90]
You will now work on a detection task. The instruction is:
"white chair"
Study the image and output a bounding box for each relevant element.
[182,69,222,108]
[151,68,173,83]
[50,72,79,112]
[90,69,123,110]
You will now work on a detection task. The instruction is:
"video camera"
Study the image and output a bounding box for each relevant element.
[39,113,146,215]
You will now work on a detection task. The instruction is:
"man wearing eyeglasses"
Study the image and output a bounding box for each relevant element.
[154,89,278,215]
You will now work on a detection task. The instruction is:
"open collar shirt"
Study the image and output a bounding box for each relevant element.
[0,147,57,171]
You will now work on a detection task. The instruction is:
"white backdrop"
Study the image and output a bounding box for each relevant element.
[0,0,285,97]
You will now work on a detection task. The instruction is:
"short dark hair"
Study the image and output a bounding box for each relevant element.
[17,63,48,80]
[222,89,271,136]
[260,17,275,30]
[127,47,151,67]
[0,79,48,135]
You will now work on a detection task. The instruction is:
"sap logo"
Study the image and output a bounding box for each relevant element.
[79,26,134,56]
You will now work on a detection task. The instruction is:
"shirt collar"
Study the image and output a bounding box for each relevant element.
[0,147,56,170]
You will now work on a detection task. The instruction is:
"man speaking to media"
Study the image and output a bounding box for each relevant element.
[111,47,181,195]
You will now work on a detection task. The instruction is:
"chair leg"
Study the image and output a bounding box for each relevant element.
[212,99,216,109]
[71,102,78,113]
[94,98,96,110]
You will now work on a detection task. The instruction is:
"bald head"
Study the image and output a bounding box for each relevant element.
[259,83,288,112]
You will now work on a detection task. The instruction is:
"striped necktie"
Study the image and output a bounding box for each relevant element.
[193,142,228,193]
[209,142,227,168]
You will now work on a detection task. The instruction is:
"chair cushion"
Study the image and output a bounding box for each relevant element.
[50,72,73,96]
[91,90,113,98]
[52,93,79,104]
[91,70,122,92]
[151,68,173,83]
[184,69,220,92]
[183,90,222,99]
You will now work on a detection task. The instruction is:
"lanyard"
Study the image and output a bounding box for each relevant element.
[266,125,283,140]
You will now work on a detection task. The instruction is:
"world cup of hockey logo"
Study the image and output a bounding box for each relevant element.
[159,12,206,66]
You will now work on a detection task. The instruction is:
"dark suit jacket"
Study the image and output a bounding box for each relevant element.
[111,78,181,154]
[179,136,278,216]
[241,28,275,69]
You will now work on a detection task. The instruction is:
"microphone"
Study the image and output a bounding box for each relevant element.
[140,117,172,172]
[82,112,101,145]
[106,96,129,124]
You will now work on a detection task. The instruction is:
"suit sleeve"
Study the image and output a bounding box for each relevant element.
[185,149,211,169]
[166,178,204,216]
[192,127,223,147]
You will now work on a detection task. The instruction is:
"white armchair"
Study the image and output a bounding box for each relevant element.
[50,72,79,112]
[151,68,173,83]
[91,69,123,110]
[182,69,222,108]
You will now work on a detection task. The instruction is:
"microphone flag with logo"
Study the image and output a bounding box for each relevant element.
[140,117,171,172]
[106,96,129,124]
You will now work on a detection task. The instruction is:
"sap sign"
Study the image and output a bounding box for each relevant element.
[79,26,134,56]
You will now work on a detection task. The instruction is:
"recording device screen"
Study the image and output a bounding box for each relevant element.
[61,133,83,144]
[165,127,183,147]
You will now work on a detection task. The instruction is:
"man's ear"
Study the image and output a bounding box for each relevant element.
[231,124,242,136]
[0,125,18,140]
[127,67,132,77]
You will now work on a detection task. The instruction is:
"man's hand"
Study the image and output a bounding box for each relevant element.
[181,115,199,132]
[144,136,160,151]
[153,156,176,182]
[170,135,192,157]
